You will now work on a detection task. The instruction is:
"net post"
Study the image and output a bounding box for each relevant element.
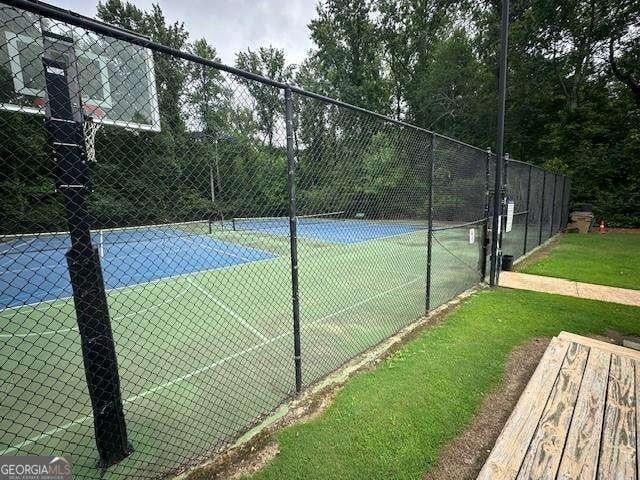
[284,87,302,394]
[425,134,435,313]
[549,174,557,236]
[480,147,492,280]
[538,171,547,245]
[522,163,533,256]
[41,33,131,467]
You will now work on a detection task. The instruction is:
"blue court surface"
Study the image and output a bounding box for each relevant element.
[232,217,425,243]
[0,227,275,309]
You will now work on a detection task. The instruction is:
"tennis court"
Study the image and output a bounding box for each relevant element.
[0,215,480,478]
[1,214,428,309]
[230,212,424,244]
[0,222,276,308]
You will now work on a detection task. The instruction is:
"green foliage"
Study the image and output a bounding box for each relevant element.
[246,289,640,479]
[519,232,640,290]
[309,0,390,112]
[235,47,294,147]
[3,0,639,234]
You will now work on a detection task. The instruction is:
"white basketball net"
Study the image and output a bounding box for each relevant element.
[83,118,101,163]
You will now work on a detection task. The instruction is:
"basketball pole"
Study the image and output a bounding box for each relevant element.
[489,0,510,286]
[41,30,131,467]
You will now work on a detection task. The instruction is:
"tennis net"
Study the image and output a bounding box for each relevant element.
[1,220,211,256]
[230,211,347,232]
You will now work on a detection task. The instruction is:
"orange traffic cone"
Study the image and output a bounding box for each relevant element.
[598,220,605,234]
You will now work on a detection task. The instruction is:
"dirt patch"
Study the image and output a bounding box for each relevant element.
[422,337,550,480]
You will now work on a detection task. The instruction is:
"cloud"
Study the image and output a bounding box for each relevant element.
[48,0,317,65]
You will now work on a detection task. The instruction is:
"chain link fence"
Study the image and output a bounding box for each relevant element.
[502,159,569,264]
[0,2,570,478]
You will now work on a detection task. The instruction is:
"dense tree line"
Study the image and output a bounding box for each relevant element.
[1,0,638,234]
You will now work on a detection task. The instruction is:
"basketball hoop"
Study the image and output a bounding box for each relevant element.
[81,103,105,163]
[33,98,104,162]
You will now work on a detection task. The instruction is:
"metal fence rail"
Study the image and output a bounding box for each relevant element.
[0,1,570,478]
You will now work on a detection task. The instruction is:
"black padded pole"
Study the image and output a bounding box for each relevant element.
[42,33,131,467]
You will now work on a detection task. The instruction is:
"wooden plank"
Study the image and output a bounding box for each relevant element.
[556,348,611,480]
[516,341,589,480]
[559,331,640,362]
[477,338,569,480]
[597,354,636,479]
[636,359,640,480]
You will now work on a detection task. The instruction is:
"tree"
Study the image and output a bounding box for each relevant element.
[609,29,640,108]
[378,0,459,121]
[97,0,189,131]
[186,39,232,132]
[235,46,294,147]
[309,0,390,112]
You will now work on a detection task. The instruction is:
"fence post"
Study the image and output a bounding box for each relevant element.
[538,171,547,245]
[564,176,571,228]
[284,87,302,394]
[42,32,130,466]
[559,176,566,230]
[498,153,509,260]
[489,150,503,286]
[522,163,532,256]
[480,148,491,280]
[426,134,436,312]
[549,174,557,236]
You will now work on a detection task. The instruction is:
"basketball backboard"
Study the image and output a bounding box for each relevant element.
[0,5,160,131]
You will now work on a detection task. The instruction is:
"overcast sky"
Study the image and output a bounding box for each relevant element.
[48,0,318,65]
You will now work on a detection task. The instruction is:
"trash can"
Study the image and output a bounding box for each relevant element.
[501,254,514,271]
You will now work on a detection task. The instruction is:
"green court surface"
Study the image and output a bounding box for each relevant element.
[0,224,481,478]
[519,232,640,290]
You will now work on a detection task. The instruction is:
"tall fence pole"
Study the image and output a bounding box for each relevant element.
[559,175,566,230]
[489,0,510,286]
[568,179,572,226]
[426,134,436,312]
[538,171,547,245]
[481,148,491,280]
[522,163,533,256]
[284,87,302,394]
[549,174,557,236]
[42,32,130,467]
[498,153,509,257]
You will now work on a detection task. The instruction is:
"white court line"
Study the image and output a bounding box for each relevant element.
[1,226,417,313]
[0,276,421,455]
[3,261,65,274]
[348,227,426,246]
[0,256,280,313]
[3,239,259,275]
[183,277,269,341]
[192,241,255,262]
[0,290,187,339]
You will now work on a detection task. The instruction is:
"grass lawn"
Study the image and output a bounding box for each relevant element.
[243,288,640,480]
[518,232,640,290]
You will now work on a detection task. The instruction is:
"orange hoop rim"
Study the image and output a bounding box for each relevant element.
[32,97,106,120]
